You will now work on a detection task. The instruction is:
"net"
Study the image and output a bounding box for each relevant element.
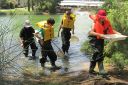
[70,35,79,43]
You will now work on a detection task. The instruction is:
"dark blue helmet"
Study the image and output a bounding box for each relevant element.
[47,18,55,25]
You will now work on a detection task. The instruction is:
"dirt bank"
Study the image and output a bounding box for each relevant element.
[1,64,128,85]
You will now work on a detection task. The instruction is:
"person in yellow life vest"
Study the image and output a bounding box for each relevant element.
[89,9,121,75]
[58,10,75,54]
[34,18,60,69]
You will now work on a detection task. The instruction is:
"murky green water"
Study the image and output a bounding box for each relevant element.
[0,12,92,76]
[0,15,62,36]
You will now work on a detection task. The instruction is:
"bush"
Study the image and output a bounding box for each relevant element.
[0,8,30,15]
[82,0,128,71]
[81,40,94,55]
[111,52,127,71]
[103,0,128,70]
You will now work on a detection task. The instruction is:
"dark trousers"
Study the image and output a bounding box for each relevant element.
[61,28,71,53]
[23,40,37,57]
[40,40,57,66]
[89,39,104,71]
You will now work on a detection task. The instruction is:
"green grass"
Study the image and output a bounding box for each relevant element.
[0,8,30,15]
[0,15,62,38]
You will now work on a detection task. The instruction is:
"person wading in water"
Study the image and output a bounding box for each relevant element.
[89,9,121,76]
[58,10,75,55]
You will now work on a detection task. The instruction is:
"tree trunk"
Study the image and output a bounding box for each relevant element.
[18,0,20,5]
[28,0,30,12]
[31,0,34,10]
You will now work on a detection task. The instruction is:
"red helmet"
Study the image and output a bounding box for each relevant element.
[97,9,106,18]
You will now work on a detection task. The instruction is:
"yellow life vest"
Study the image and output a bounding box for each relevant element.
[43,26,54,41]
[36,21,54,41]
[36,21,47,28]
[62,13,75,29]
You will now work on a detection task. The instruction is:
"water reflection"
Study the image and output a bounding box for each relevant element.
[61,55,70,72]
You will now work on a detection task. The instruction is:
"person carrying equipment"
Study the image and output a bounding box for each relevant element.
[34,18,60,69]
[89,9,121,75]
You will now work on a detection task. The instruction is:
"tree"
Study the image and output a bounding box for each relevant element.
[0,0,9,9]
[27,0,30,12]
[101,0,128,70]
[34,0,61,14]
[31,0,34,10]
[27,0,37,11]
[82,0,128,71]
[0,0,17,9]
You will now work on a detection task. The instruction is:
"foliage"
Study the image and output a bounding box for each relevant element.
[0,0,61,14]
[82,0,128,70]
[0,0,17,9]
[111,52,127,71]
[0,8,30,15]
[81,40,93,55]
[34,0,61,14]
[103,0,128,70]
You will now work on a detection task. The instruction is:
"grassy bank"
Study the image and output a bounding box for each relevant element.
[0,8,31,15]
[0,8,58,15]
